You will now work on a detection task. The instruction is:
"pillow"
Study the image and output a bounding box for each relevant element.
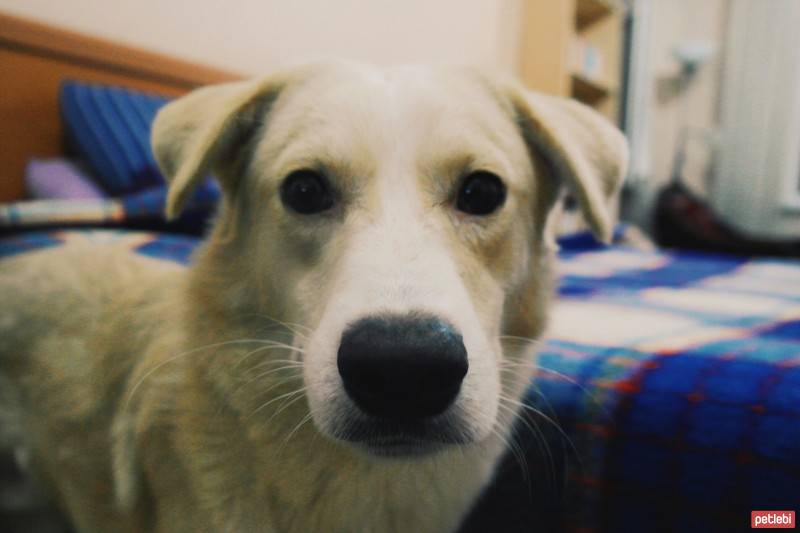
[25,158,106,200]
[59,81,171,195]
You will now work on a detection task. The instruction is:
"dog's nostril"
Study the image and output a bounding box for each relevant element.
[337,314,468,420]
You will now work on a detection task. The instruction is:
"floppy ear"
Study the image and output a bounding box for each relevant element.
[151,76,289,219]
[508,88,628,243]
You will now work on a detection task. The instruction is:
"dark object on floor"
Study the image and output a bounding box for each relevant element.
[0,453,72,533]
[654,182,800,257]
[457,410,571,533]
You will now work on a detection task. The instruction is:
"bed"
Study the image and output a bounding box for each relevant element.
[1,12,798,533]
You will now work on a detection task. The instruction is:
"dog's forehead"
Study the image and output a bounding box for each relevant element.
[256,64,528,182]
[288,63,501,123]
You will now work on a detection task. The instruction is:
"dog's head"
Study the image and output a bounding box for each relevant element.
[152,62,627,458]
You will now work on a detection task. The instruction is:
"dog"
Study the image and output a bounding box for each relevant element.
[0,61,627,532]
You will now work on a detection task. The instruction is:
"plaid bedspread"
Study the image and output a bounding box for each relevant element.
[0,183,218,237]
[1,230,798,532]
[507,244,798,532]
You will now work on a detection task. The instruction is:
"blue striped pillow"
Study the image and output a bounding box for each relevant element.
[59,81,171,195]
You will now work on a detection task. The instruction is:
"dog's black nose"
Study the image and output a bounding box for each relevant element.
[337,314,468,420]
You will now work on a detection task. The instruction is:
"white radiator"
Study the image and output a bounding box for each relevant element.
[712,0,800,239]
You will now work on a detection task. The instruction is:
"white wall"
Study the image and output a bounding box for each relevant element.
[0,0,521,75]
[637,0,729,197]
[622,0,730,232]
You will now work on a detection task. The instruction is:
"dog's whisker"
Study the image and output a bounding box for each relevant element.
[498,363,533,370]
[225,312,312,345]
[507,395,572,498]
[250,312,314,337]
[280,411,315,449]
[236,358,304,383]
[498,360,536,373]
[498,394,584,472]
[498,360,539,369]
[209,370,302,422]
[487,423,531,492]
[237,372,302,394]
[499,363,611,419]
[246,386,308,421]
[240,359,304,376]
[125,338,289,409]
[232,343,304,371]
[259,390,310,432]
[498,335,542,345]
[234,318,303,340]
[230,365,303,398]
[521,383,565,435]
[496,400,556,493]
[246,357,306,365]
[242,368,304,395]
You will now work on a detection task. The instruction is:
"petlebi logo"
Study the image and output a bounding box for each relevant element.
[751,511,795,529]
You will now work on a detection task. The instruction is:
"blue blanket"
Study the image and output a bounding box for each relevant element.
[1,230,798,532]
[469,244,800,532]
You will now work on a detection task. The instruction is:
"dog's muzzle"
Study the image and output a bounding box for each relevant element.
[337,313,468,422]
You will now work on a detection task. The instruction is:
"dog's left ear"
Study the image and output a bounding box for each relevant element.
[152,75,291,219]
[507,87,628,243]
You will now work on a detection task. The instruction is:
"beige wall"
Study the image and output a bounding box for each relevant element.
[0,0,522,75]
[646,0,729,195]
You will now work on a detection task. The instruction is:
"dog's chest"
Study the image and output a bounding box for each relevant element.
[167,392,495,533]
[217,461,489,533]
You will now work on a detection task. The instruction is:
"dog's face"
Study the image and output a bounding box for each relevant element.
[152,63,627,458]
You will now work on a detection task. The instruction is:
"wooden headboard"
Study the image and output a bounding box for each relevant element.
[0,11,242,202]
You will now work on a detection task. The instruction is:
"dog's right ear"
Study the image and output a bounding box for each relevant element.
[151,76,290,219]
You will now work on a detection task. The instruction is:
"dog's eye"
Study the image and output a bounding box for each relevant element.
[456,171,506,216]
[280,170,335,214]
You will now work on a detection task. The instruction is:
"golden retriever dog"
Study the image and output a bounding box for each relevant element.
[0,62,626,532]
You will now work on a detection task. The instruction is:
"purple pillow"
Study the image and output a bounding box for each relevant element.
[25,158,106,200]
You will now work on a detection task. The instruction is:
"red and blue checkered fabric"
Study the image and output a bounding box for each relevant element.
[478,245,800,532]
[0,182,219,237]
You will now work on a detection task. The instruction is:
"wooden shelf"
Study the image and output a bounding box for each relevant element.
[576,0,614,30]
[571,73,611,104]
[519,0,622,123]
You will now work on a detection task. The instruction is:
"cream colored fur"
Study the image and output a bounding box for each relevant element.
[0,62,627,532]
